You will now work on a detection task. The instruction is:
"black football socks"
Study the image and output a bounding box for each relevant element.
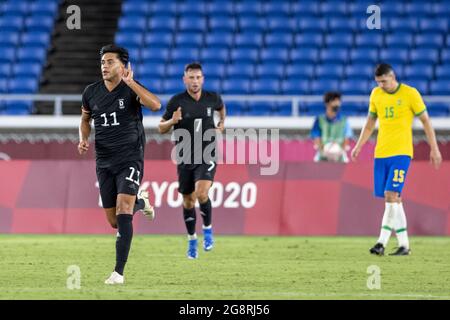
[183,207,197,235]
[199,198,212,227]
[115,214,133,275]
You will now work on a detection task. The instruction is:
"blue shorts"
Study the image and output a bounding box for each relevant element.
[374,155,411,198]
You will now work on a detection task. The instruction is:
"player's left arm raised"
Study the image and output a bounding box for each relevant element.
[122,62,161,111]
[418,111,442,169]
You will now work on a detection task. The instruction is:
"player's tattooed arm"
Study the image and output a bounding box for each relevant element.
[78,107,92,155]
[121,62,161,111]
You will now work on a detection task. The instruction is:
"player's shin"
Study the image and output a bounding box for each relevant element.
[183,207,197,239]
[199,198,212,228]
[377,202,398,246]
[395,202,409,249]
[115,214,133,275]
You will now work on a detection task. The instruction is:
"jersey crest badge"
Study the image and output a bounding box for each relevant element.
[119,99,125,109]
[207,107,212,117]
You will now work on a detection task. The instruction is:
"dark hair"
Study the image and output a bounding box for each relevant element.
[100,44,129,65]
[374,63,394,77]
[184,62,203,73]
[323,91,342,104]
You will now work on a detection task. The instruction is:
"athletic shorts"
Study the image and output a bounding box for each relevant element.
[96,160,143,208]
[374,155,411,198]
[177,162,217,195]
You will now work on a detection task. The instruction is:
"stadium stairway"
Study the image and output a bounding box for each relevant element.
[36,0,122,114]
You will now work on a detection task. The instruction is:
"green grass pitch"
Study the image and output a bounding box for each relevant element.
[0,235,449,300]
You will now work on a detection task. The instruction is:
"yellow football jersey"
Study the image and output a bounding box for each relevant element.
[369,83,426,158]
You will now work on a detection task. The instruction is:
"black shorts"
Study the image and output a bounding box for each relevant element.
[96,160,143,208]
[177,162,217,195]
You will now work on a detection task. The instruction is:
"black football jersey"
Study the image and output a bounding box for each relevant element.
[81,80,146,168]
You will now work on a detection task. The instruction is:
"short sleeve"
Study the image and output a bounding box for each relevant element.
[310,117,321,139]
[410,87,426,116]
[81,87,91,113]
[162,96,178,120]
[215,93,224,110]
[368,89,377,118]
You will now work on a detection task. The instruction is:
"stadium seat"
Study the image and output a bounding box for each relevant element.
[148,16,176,32]
[291,2,320,16]
[0,78,8,93]
[118,16,147,32]
[280,79,310,94]
[140,77,164,94]
[144,32,173,47]
[328,17,358,33]
[325,33,354,48]
[30,0,58,17]
[2,2,29,16]
[354,33,384,48]
[285,64,315,79]
[379,48,410,64]
[3,101,33,115]
[419,18,448,33]
[222,79,251,94]
[345,64,374,80]
[320,49,349,64]
[8,77,39,93]
[163,77,186,94]
[178,17,207,32]
[0,16,23,31]
[414,34,445,48]
[238,16,267,32]
[234,1,263,16]
[267,17,296,33]
[0,47,16,63]
[12,63,42,77]
[229,48,259,63]
[259,48,289,63]
[201,62,226,78]
[409,48,440,64]
[310,80,340,94]
[293,33,323,48]
[204,32,234,48]
[254,64,285,79]
[141,48,170,63]
[389,18,419,32]
[21,32,50,47]
[209,16,237,32]
[350,48,379,64]
[173,32,204,47]
[435,65,450,79]
[406,2,436,17]
[166,63,187,78]
[150,2,177,16]
[262,2,292,17]
[385,33,414,49]
[265,33,293,48]
[170,48,200,63]
[251,79,280,94]
[138,62,166,78]
[226,63,255,78]
[206,1,234,16]
[298,17,328,32]
[290,48,319,63]
[403,64,434,80]
[122,2,150,16]
[315,64,345,80]
[320,1,349,16]
[16,47,47,63]
[200,48,229,64]
[429,80,450,95]
[177,2,206,15]
[0,32,20,46]
[234,32,264,48]
[340,80,369,95]
[427,103,449,117]
[24,16,55,32]
[115,32,143,48]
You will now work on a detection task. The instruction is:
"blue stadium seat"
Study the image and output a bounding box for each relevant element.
[178,17,207,32]
[414,34,444,48]
[238,16,267,32]
[115,32,143,48]
[350,48,379,64]
[293,33,323,48]
[409,48,439,64]
[354,33,384,48]
[328,17,358,33]
[8,77,39,93]
[303,101,325,116]
[234,1,263,16]
[138,62,166,78]
[118,16,147,32]
[419,18,448,33]
[254,64,284,79]
[141,48,170,63]
[122,2,151,16]
[315,64,345,80]
[226,63,255,78]
[166,63,187,78]
[16,47,46,63]
[247,101,273,116]
[406,3,436,17]
[0,32,20,46]
[379,3,406,17]
[280,79,310,94]
[291,2,320,16]
[403,79,429,94]
[251,79,280,94]
[203,78,221,92]
[229,48,259,63]
[259,48,289,63]
[320,1,349,16]
[273,102,294,116]
[170,48,199,63]
[148,16,176,32]
[441,49,450,64]
[320,49,349,64]
[201,62,226,78]
[262,2,292,17]
[21,32,50,47]
[325,32,353,48]
[435,65,450,79]
[426,103,449,117]
[290,48,319,63]
[222,79,251,94]
[340,80,369,95]
[204,31,234,48]
[429,80,450,95]
[0,47,16,63]
[177,2,206,15]
[265,33,293,48]
[2,2,29,15]
[200,48,229,63]
[163,77,186,94]
[285,64,315,79]
[267,17,296,33]
[4,101,33,115]
[403,64,434,80]
[139,77,164,94]
[379,48,410,64]
[0,64,12,77]
[0,78,8,93]
[30,0,58,16]
[385,33,414,48]
[234,32,263,48]
[24,16,54,32]
[345,63,374,80]
[150,2,177,16]
[144,32,173,47]
[389,18,419,32]
[298,17,327,32]
[206,1,234,16]
[0,16,23,31]
[310,80,340,94]
[12,63,42,77]
[173,32,203,47]
[209,16,237,32]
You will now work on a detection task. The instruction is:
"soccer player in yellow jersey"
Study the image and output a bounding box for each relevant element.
[351,63,442,256]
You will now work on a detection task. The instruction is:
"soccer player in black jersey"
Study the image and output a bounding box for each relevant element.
[78,44,161,284]
[159,62,226,259]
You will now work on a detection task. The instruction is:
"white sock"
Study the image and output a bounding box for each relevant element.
[395,203,409,249]
[188,234,197,240]
[203,225,212,230]
[377,202,398,246]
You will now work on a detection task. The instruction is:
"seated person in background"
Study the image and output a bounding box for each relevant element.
[310,91,353,162]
